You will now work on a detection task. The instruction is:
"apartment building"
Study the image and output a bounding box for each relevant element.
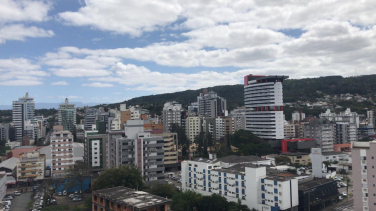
[92,186,171,211]
[84,132,107,171]
[0,123,10,142]
[85,106,99,130]
[244,75,288,146]
[197,91,227,118]
[50,130,74,177]
[185,116,202,143]
[162,101,183,132]
[320,108,359,143]
[16,151,45,184]
[292,111,305,122]
[304,118,334,152]
[230,109,246,131]
[115,120,165,182]
[153,133,179,165]
[58,98,76,133]
[352,141,376,211]
[284,121,296,139]
[181,155,298,211]
[367,110,375,126]
[12,93,38,141]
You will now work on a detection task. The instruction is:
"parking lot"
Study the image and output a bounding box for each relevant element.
[2,191,32,211]
[165,171,182,190]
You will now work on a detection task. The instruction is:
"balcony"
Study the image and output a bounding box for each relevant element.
[19,174,38,178]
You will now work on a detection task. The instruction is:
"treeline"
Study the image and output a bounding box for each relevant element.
[105,75,376,115]
[0,108,57,123]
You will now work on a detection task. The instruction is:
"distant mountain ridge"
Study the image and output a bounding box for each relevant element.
[106,74,376,115]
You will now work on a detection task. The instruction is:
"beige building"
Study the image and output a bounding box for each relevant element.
[154,133,179,165]
[51,130,74,177]
[280,152,311,165]
[185,116,202,143]
[16,151,45,183]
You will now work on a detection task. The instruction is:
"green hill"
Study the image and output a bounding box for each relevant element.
[106,74,376,115]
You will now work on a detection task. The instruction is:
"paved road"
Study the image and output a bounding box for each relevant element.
[10,192,32,211]
[323,198,354,211]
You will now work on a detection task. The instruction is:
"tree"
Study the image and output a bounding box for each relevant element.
[228,199,251,211]
[147,182,176,199]
[344,176,351,201]
[65,161,92,197]
[197,194,229,211]
[92,165,144,190]
[275,156,292,165]
[170,190,202,211]
[170,123,190,160]
[322,161,331,171]
[39,178,64,207]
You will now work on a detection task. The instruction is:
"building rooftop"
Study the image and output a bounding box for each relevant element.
[193,155,266,164]
[281,152,309,156]
[13,146,36,149]
[321,151,348,156]
[298,178,335,190]
[93,186,171,210]
[0,157,20,170]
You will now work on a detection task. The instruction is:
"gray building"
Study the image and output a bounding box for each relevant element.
[0,123,10,142]
[12,93,38,141]
[304,118,334,152]
[84,106,98,130]
[115,120,165,183]
[197,91,227,118]
[58,98,76,133]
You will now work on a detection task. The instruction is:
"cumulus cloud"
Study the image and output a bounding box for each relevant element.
[58,0,182,36]
[0,0,50,23]
[0,58,47,86]
[51,81,68,85]
[82,82,113,87]
[0,24,54,44]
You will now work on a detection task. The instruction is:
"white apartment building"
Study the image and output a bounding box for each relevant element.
[12,93,38,141]
[50,130,74,177]
[244,75,288,141]
[185,116,202,143]
[181,155,298,211]
[197,91,227,118]
[284,121,296,139]
[292,111,305,122]
[162,101,182,132]
[215,117,224,141]
[367,110,375,126]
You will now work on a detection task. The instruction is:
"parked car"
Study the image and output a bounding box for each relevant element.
[72,197,82,202]
[2,200,11,205]
[3,197,13,201]
[339,196,343,200]
[342,192,347,197]
[340,182,347,187]
[337,183,341,188]
[14,191,21,196]
[63,190,67,196]
[58,192,62,196]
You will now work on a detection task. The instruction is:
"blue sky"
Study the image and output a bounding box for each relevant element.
[1,0,376,106]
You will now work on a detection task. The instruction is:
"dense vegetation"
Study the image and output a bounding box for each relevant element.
[92,165,144,190]
[0,108,57,123]
[105,75,376,115]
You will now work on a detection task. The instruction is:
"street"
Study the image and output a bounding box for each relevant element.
[322,198,354,211]
[10,192,32,211]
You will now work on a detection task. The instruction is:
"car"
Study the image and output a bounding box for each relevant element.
[3,197,13,201]
[69,194,75,198]
[58,192,62,196]
[2,200,11,206]
[339,196,343,200]
[72,197,82,202]
[14,191,21,196]
[74,190,78,194]
[63,190,67,196]
[340,182,347,187]
[342,192,347,197]
[4,205,11,210]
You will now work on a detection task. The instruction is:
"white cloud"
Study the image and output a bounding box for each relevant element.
[0,0,50,23]
[51,81,68,85]
[59,95,83,99]
[58,0,182,36]
[0,24,54,44]
[0,58,47,86]
[82,82,113,87]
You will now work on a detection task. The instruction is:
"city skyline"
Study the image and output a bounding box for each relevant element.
[1,0,376,105]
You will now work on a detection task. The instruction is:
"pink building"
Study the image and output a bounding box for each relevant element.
[8,146,39,159]
[352,141,376,211]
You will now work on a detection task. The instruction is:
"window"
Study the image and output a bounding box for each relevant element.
[274,181,277,186]
[261,179,264,183]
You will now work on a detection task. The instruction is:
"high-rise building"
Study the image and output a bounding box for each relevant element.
[84,106,98,130]
[162,101,183,132]
[58,98,76,133]
[84,132,107,171]
[12,93,38,142]
[244,75,288,145]
[0,123,10,142]
[292,111,305,122]
[185,116,202,143]
[50,130,74,177]
[352,141,376,211]
[367,110,375,127]
[115,120,165,183]
[304,118,334,152]
[197,91,227,118]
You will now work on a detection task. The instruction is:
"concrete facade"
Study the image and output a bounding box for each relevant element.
[162,101,182,132]
[197,91,227,118]
[58,98,76,133]
[50,130,74,177]
[16,151,45,183]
